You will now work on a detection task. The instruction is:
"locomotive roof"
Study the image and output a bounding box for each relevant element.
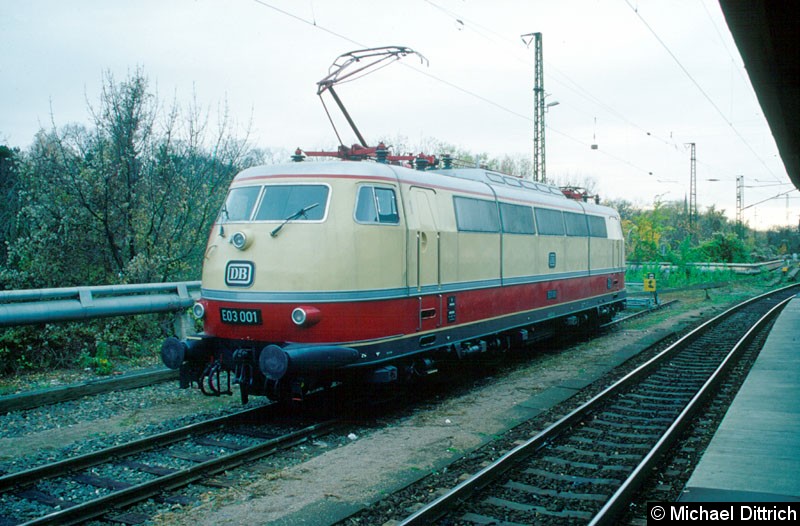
[233,161,615,214]
[431,167,567,199]
[236,162,565,196]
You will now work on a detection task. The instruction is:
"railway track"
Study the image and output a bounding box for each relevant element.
[0,368,177,414]
[397,285,799,526]
[0,402,338,525]
[601,299,677,328]
[0,287,781,524]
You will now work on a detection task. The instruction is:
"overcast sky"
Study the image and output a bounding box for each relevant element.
[2,0,797,230]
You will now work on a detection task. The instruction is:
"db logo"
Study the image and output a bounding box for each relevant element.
[225,261,254,287]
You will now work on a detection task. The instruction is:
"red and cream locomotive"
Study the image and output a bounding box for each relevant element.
[161,152,626,402]
[160,46,626,402]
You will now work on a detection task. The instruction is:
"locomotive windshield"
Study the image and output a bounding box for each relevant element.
[219,184,329,223]
[220,186,261,222]
[254,185,328,221]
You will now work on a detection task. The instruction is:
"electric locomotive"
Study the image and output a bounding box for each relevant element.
[161,45,626,402]
[161,154,626,403]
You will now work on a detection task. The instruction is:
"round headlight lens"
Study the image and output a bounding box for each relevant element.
[290,306,321,327]
[192,302,205,320]
[291,307,307,326]
[231,231,247,250]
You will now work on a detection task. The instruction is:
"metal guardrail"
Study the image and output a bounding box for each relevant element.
[628,259,787,275]
[0,281,201,328]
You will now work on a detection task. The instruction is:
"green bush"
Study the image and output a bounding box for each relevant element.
[0,313,171,376]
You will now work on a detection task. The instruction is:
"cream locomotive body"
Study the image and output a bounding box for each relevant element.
[161,160,626,402]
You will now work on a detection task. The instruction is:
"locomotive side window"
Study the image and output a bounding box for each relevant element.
[499,202,536,234]
[254,185,328,221]
[564,211,589,237]
[220,186,261,222]
[534,207,565,236]
[587,215,608,238]
[454,196,500,233]
[355,186,399,224]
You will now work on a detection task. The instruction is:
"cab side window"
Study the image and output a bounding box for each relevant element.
[355,186,399,224]
[220,186,261,222]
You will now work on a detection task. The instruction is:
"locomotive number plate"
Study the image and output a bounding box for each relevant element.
[220,307,262,325]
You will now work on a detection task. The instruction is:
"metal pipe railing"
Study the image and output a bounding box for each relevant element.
[0,281,201,328]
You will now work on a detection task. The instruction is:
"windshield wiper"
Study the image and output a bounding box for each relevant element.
[270,203,320,238]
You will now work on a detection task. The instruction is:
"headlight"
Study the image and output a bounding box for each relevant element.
[230,231,253,250]
[231,231,248,250]
[192,302,205,320]
[291,306,321,327]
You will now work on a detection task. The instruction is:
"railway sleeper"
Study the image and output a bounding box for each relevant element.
[482,496,593,520]
[523,467,621,487]
[552,445,643,462]
[569,435,652,452]
[540,455,631,473]
[504,480,607,502]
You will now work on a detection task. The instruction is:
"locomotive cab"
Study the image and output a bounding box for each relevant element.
[164,162,411,402]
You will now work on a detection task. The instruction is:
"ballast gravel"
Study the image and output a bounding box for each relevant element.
[0,382,265,475]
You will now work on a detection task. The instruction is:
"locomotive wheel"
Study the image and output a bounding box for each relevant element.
[265,379,291,403]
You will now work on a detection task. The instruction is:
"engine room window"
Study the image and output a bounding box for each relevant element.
[355,186,399,224]
[454,196,500,233]
[587,215,608,238]
[500,202,536,234]
[534,207,565,236]
[220,186,261,222]
[254,184,328,221]
[564,211,589,237]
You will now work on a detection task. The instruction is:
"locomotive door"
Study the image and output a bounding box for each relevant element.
[408,187,441,330]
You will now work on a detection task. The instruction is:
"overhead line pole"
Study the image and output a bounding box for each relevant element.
[687,142,697,229]
[736,175,744,237]
[522,32,545,182]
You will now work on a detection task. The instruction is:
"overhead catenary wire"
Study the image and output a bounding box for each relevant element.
[422,0,699,155]
[421,0,765,184]
[741,188,799,211]
[425,0,789,195]
[251,0,657,176]
[623,0,782,184]
[250,0,793,225]
[423,0,790,206]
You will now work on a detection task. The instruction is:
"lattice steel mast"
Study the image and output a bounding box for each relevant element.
[687,142,697,228]
[736,175,744,236]
[522,32,545,182]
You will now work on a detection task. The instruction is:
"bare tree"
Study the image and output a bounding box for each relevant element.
[4,69,258,287]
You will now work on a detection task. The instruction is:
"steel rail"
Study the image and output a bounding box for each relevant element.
[601,299,678,328]
[398,284,799,525]
[588,294,793,525]
[0,367,178,414]
[0,404,270,493]
[21,418,339,526]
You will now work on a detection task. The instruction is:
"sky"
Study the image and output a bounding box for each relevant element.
[2,0,798,231]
